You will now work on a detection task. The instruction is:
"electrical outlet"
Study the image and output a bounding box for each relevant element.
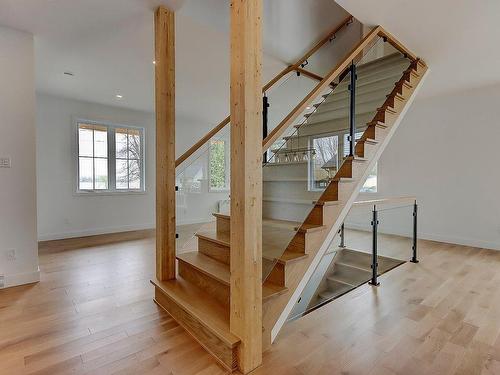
[0,157,11,168]
[6,249,16,261]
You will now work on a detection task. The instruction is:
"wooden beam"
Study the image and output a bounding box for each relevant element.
[229,0,263,373]
[155,6,176,281]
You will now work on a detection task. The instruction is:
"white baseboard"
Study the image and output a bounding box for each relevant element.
[2,268,40,289]
[419,232,500,252]
[38,223,156,241]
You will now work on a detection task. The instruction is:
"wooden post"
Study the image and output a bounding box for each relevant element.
[230,0,263,373]
[155,6,176,281]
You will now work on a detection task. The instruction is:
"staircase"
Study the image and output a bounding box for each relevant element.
[152,19,428,373]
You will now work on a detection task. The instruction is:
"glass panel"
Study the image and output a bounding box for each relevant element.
[94,158,108,190]
[116,129,128,158]
[176,125,231,255]
[78,126,93,157]
[93,128,107,158]
[128,129,141,160]
[209,139,228,191]
[116,159,128,189]
[129,160,141,189]
[377,204,414,262]
[303,19,360,77]
[79,157,93,190]
[266,72,317,136]
[288,201,412,321]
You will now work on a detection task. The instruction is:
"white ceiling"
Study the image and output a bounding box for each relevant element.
[336,0,500,98]
[0,0,351,125]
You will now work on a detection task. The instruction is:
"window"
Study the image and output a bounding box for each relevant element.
[76,120,145,193]
[209,139,229,191]
[343,132,377,193]
[311,135,339,190]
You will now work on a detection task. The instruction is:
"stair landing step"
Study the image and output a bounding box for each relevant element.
[152,277,239,342]
[179,251,289,302]
[177,252,229,285]
[295,223,327,233]
[196,230,230,247]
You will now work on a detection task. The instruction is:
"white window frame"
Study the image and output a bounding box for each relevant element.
[308,126,378,193]
[309,133,340,192]
[74,118,146,195]
[208,138,230,192]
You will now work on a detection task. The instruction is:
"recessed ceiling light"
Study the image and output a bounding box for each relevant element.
[116,94,123,99]
[64,71,75,76]
[153,60,156,65]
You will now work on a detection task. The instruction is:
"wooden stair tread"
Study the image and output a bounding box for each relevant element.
[195,230,230,246]
[151,278,240,347]
[177,252,230,285]
[212,212,229,220]
[263,282,288,302]
[313,200,339,206]
[263,251,308,264]
[295,223,326,233]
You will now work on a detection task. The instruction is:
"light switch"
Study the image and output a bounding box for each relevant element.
[0,157,11,168]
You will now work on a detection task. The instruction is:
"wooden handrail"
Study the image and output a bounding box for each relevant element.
[292,15,354,69]
[262,26,420,150]
[175,16,354,168]
[353,196,416,207]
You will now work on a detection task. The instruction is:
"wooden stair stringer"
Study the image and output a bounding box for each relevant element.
[262,61,429,349]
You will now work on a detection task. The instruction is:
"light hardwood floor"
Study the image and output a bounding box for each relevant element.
[1,233,500,374]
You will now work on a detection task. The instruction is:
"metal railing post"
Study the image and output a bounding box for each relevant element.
[348,61,357,157]
[369,205,380,286]
[262,94,269,163]
[411,200,419,263]
[339,222,346,248]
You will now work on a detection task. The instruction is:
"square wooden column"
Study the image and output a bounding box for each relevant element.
[229,0,263,373]
[155,6,176,281]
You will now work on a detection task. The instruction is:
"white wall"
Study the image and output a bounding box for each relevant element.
[36,93,235,239]
[359,84,500,250]
[0,26,38,288]
[36,93,156,240]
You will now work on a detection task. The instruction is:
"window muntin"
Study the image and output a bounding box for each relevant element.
[76,121,144,193]
[115,128,142,190]
[77,124,108,190]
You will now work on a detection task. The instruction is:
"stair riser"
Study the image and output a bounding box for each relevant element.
[320,90,389,111]
[355,141,377,158]
[263,162,308,180]
[266,262,286,287]
[178,259,230,307]
[215,216,230,235]
[335,69,408,93]
[263,183,319,202]
[263,200,313,223]
[154,287,238,372]
[198,237,230,265]
[331,264,371,285]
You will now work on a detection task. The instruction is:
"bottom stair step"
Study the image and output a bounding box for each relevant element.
[152,278,240,371]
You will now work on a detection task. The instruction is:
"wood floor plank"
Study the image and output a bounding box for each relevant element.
[1,232,500,374]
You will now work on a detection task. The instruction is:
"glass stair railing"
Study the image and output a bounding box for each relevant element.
[287,198,417,321]
[261,36,415,282]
